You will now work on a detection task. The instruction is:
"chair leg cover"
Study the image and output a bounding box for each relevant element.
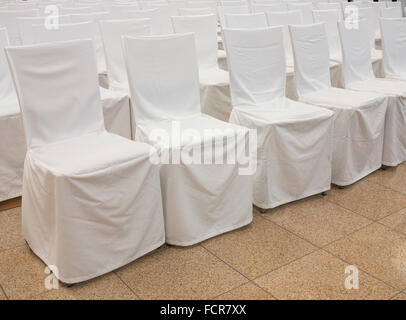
[22,150,165,284]
[382,96,406,166]
[0,113,25,202]
[200,82,232,122]
[100,88,132,139]
[229,108,334,209]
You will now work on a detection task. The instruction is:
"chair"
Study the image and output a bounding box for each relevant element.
[338,18,406,166]
[0,9,39,44]
[0,27,25,202]
[223,26,334,208]
[217,5,250,27]
[6,39,165,283]
[99,19,151,91]
[224,12,268,28]
[17,14,72,45]
[122,33,253,245]
[32,21,133,139]
[128,9,161,34]
[178,7,214,15]
[109,4,140,18]
[287,2,314,24]
[317,2,343,19]
[59,6,95,15]
[380,6,402,18]
[253,3,288,13]
[141,3,176,34]
[290,22,388,185]
[172,14,232,121]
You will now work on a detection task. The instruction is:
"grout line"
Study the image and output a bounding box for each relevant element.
[388,291,403,300]
[0,284,9,300]
[113,271,142,300]
[251,281,278,300]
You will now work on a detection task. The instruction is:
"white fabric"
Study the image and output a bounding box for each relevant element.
[290,23,388,185]
[178,7,214,15]
[267,10,303,67]
[224,12,268,28]
[127,9,161,34]
[313,9,342,61]
[224,27,334,208]
[317,2,344,19]
[380,6,403,18]
[142,4,176,34]
[172,14,232,121]
[122,33,253,245]
[288,2,314,24]
[109,4,140,18]
[253,3,288,13]
[0,9,39,44]
[338,20,406,166]
[217,5,249,27]
[59,6,96,15]
[0,27,25,202]
[6,39,165,283]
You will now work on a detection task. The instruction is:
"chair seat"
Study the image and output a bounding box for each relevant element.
[348,78,406,96]
[0,95,19,118]
[199,67,229,86]
[30,131,152,176]
[300,86,386,109]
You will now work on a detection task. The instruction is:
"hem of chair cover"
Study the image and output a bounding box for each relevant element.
[253,185,331,210]
[25,237,165,284]
[0,191,21,203]
[165,215,253,246]
[382,160,406,167]
[332,163,382,187]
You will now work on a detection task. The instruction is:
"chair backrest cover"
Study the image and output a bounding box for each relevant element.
[6,39,104,148]
[253,3,288,13]
[99,19,151,89]
[337,19,375,86]
[59,6,95,14]
[380,6,402,19]
[224,12,268,28]
[289,22,331,97]
[287,2,314,24]
[217,5,250,27]
[317,2,343,19]
[223,26,286,106]
[0,9,39,44]
[0,28,15,101]
[178,7,214,15]
[172,14,218,71]
[128,9,161,34]
[380,17,406,77]
[122,33,201,122]
[267,10,303,65]
[313,9,341,60]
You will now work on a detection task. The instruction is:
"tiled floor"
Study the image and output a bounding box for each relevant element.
[1,163,406,300]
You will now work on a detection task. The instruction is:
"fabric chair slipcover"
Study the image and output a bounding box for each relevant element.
[172,14,232,121]
[253,3,288,13]
[224,12,268,29]
[317,2,343,19]
[338,19,406,166]
[178,7,214,15]
[380,6,402,19]
[0,9,39,44]
[127,9,161,34]
[287,2,314,24]
[122,33,253,245]
[217,5,249,27]
[5,39,165,283]
[0,27,25,202]
[290,22,388,185]
[224,26,334,208]
[32,21,133,139]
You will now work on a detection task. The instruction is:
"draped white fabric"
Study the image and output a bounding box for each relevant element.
[122,33,253,245]
[338,19,406,167]
[224,12,267,28]
[6,39,165,283]
[290,23,387,186]
[224,27,334,209]
[172,14,231,121]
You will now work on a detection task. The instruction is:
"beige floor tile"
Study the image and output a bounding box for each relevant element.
[0,207,25,252]
[215,282,275,300]
[326,223,406,290]
[0,197,21,212]
[116,245,248,300]
[263,196,371,247]
[255,250,397,300]
[367,165,406,194]
[391,292,406,300]
[201,216,317,280]
[0,246,47,299]
[380,208,406,235]
[30,273,137,300]
[326,180,406,220]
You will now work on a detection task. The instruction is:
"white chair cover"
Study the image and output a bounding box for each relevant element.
[224,12,268,28]
[59,6,95,14]
[178,7,214,15]
[338,19,406,167]
[217,5,250,27]
[380,6,402,18]
[6,39,165,283]
[0,9,39,44]
[109,4,140,18]
[287,2,314,24]
[127,9,161,34]
[290,22,387,185]
[122,33,253,245]
[172,14,232,121]
[317,2,343,19]
[32,21,132,139]
[253,3,288,13]
[0,27,25,202]
[224,26,334,208]
[313,9,342,61]
[100,19,150,91]
[142,4,177,34]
